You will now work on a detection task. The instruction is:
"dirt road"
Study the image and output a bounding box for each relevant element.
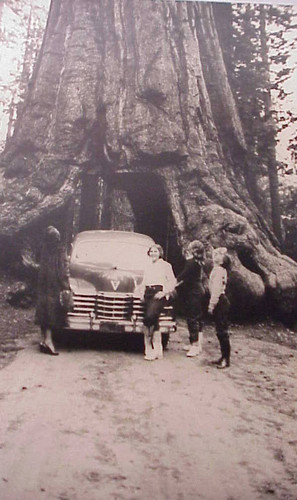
[0,321,297,500]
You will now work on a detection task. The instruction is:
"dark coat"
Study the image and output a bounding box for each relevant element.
[176,257,209,318]
[176,257,205,297]
[35,241,70,329]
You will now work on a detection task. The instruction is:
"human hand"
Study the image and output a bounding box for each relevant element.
[22,254,38,269]
[168,289,177,300]
[154,291,165,300]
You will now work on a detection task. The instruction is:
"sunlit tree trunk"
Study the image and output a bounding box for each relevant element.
[259,5,282,245]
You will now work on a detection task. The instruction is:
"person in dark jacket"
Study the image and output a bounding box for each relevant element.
[35,226,70,355]
[177,240,206,357]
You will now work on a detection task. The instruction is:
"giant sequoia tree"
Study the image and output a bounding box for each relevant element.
[0,0,297,323]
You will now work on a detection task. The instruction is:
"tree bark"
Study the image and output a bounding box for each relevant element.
[0,0,296,324]
[6,90,17,141]
[259,5,283,245]
[16,0,34,119]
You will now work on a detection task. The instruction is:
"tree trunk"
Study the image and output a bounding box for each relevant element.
[259,5,283,245]
[0,3,4,27]
[16,0,34,119]
[6,90,17,141]
[0,0,296,324]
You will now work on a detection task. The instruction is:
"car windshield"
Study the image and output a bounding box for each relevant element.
[72,240,150,271]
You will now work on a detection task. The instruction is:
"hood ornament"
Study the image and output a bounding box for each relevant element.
[111,280,120,291]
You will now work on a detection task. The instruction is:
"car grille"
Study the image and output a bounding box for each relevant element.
[70,292,173,322]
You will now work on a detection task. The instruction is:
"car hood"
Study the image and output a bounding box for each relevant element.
[69,262,143,294]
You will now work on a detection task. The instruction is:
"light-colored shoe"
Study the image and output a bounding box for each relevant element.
[182,344,190,351]
[144,353,156,361]
[152,330,163,359]
[187,342,200,357]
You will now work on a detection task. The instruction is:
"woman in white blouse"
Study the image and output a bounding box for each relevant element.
[138,244,176,360]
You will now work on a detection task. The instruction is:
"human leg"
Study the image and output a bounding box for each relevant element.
[186,296,203,357]
[144,326,156,360]
[40,325,59,355]
[152,330,163,359]
[40,326,47,345]
[216,333,230,368]
[45,328,59,354]
[143,294,166,361]
[213,295,230,368]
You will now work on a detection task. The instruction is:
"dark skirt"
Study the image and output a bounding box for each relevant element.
[35,292,67,329]
[143,286,167,330]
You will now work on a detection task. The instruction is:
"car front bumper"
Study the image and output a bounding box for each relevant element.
[65,315,176,334]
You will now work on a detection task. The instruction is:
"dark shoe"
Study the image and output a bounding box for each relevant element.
[217,358,229,369]
[211,357,223,365]
[40,343,59,356]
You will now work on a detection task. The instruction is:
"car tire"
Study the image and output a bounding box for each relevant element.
[53,328,73,348]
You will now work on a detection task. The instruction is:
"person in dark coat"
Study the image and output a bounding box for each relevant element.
[177,240,206,357]
[35,226,70,355]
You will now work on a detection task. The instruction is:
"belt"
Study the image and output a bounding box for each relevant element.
[145,285,163,291]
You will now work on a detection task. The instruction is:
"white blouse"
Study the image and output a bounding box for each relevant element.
[209,265,227,310]
[137,258,177,298]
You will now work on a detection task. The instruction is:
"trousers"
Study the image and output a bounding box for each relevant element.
[144,329,163,359]
[185,292,204,343]
[213,294,230,361]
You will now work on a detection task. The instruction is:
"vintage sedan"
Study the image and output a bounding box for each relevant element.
[65,230,176,345]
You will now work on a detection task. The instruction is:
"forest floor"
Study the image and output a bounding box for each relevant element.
[1,273,297,499]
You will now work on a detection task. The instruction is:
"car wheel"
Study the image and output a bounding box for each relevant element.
[53,328,72,347]
[129,334,144,352]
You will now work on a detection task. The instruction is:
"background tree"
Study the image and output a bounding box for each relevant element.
[259,4,282,244]
[228,3,265,211]
[0,0,49,147]
[269,4,297,158]
[228,4,297,243]
[0,0,297,325]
